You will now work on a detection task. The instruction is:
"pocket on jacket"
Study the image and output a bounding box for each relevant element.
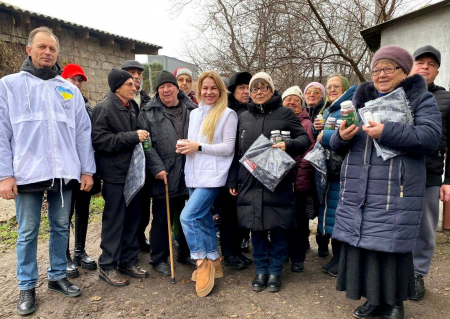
[149,121,167,141]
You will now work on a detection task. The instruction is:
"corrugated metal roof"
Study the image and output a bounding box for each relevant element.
[361,0,450,52]
[0,1,162,50]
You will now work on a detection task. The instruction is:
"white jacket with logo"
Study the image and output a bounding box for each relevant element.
[184,102,237,188]
[0,71,96,185]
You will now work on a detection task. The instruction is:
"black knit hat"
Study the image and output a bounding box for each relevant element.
[228,72,252,94]
[108,69,133,92]
[155,70,179,90]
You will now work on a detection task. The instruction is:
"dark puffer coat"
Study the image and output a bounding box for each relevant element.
[137,92,196,199]
[425,83,450,186]
[294,108,315,193]
[330,74,442,253]
[317,86,356,236]
[227,92,311,231]
[92,92,140,183]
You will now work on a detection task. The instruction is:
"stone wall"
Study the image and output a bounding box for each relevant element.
[0,11,135,106]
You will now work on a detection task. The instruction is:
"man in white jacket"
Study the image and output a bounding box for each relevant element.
[0,27,96,316]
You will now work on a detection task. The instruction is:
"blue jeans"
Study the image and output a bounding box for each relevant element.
[180,188,221,260]
[252,229,288,275]
[15,190,72,290]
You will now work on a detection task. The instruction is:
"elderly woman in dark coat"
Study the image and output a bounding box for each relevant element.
[330,46,441,319]
[227,72,311,292]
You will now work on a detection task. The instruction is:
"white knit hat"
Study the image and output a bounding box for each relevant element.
[282,86,304,102]
[249,72,275,93]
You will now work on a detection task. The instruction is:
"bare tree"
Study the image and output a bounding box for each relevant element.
[171,0,430,88]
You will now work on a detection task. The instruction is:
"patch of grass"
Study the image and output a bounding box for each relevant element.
[0,195,105,251]
[0,216,18,249]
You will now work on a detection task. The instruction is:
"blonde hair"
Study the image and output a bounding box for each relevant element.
[197,71,228,143]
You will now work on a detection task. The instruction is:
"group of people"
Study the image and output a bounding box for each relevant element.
[0,26,449,319]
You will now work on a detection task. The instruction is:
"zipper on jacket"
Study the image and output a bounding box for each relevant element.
[386,158,394,210]
[258,104,264,114]
[239,129,246,156]
[323,182,331,232]
[340,150,350,202]
[399,159,406,198]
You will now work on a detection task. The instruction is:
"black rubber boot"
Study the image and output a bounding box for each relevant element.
[72,212,97,270]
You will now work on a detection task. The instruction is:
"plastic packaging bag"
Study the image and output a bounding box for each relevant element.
[358,87,413,161]
[239,134,296,192]
[124,144,146,206]
[304,142,327,175]
[304,142,328,203]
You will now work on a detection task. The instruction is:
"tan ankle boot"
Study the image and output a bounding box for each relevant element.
[208,258,223,279]
[195,259,215,297]
[191,257,223,281]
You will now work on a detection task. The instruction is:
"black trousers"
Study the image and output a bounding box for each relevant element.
[138,182,152,242]
[68,186,92,251]
[288,191,310,263]
[99,182,142,270]
[149,196,190,264]
[217,188,249,257]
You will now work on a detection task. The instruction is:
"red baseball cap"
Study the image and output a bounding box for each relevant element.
[61,64,88,82]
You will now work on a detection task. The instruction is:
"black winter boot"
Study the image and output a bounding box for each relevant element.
[72,212,97,270]
[381,301,404,319]
[17,288,36,316]
[316,232,330,257]
[66,248,79,278]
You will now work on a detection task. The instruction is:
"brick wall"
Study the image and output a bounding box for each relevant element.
[0,11,135,106]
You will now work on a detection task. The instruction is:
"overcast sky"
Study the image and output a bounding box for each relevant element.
[5,0,198,63]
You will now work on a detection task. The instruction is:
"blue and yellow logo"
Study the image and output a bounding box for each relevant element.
[56,86,74,101]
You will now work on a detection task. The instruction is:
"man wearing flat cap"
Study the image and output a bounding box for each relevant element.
[121,60,151,114]
[92,69,150,287]
[121,60,152,253]
[409,45,450,301]
[137,70,197,276]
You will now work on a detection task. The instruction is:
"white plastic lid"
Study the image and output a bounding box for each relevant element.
[316,114,323,119]
[327,117,336,122]
[340,101,353,109]
[271,130,280,134]
[281,131,290,135]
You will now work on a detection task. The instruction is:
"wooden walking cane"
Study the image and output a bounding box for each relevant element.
[165,183,176,284]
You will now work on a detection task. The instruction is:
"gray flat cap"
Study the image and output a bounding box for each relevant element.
[121,60,144,71]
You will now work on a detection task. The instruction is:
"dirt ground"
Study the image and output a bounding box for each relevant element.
[0,217,449,319]
[0,198,16,222]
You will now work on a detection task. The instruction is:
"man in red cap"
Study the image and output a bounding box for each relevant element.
[61,64,99,278]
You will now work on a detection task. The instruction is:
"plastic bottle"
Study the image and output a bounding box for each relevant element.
[335,119,343,130]
[316,114,325,124]
[270,130,282,144]
[364,111,374,127]
[142,138,152,152]
[281,131,291,141]
[324,117,336,130]
[340,101,359,128]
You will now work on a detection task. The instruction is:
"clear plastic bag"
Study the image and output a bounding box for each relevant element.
[358,87,413,161]
[124,144,146,206]
[304,142,328,203]
[239,134,296,192]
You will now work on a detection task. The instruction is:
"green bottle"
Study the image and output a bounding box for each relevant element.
[142,138,152,152]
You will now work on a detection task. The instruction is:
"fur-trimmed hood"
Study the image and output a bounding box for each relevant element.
[353,74,427,109]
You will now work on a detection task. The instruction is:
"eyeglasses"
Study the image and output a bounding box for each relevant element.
[250,86,270,93]
[326,85,341,91]
[284,97,302,104]
[305,90,321,96]
[371,66,401,76]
